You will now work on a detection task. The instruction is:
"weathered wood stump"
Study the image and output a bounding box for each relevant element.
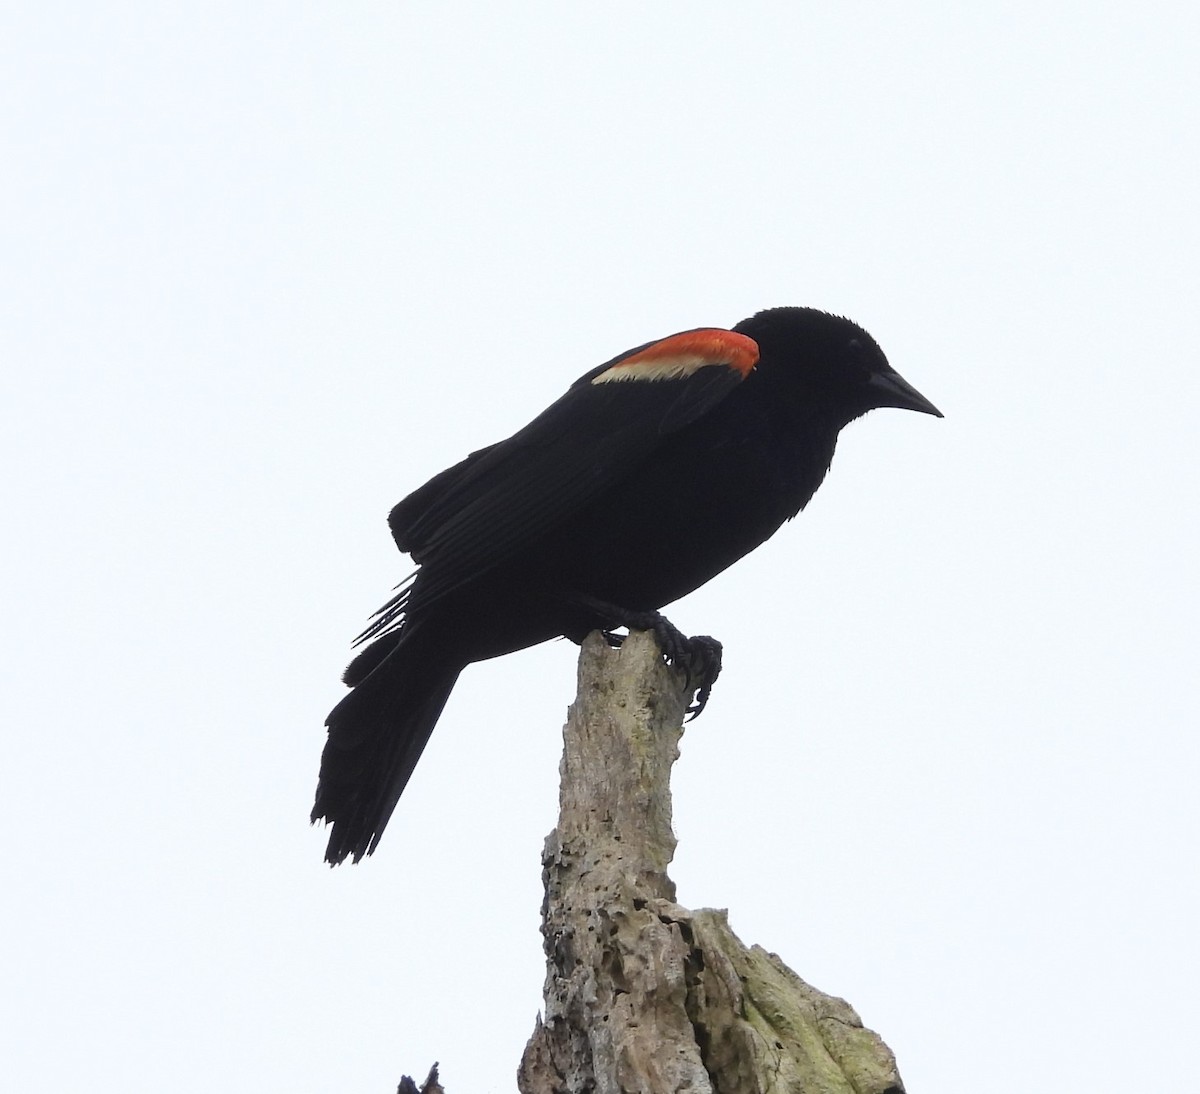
[518,631,905,1094]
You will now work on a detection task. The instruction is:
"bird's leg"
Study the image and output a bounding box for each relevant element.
[569,596,723,719]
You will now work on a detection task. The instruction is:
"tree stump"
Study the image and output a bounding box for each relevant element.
[517,631,905,1094]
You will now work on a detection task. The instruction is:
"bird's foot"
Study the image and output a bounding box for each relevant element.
[679,634,723,719]
[587,602,722,719]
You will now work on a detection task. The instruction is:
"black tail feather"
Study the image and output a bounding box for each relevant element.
[313,631,463,865]
[341,631,403,687]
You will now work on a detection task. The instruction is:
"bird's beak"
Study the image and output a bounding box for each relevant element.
[868,369,943,418]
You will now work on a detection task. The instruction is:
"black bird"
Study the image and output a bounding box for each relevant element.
[313,306,941,864]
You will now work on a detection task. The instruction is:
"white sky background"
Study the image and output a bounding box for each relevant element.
[3,3,1197,1091]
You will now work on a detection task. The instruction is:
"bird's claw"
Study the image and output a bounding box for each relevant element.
[575,597,723,717]
[639,614,722,719]
[680,635,723,719]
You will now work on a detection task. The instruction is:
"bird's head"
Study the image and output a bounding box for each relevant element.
[733,306,942,425]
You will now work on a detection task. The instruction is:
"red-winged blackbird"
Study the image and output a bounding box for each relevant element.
[313,306,941,864]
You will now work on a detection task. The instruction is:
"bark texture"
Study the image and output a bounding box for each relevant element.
[518,631,905,1094]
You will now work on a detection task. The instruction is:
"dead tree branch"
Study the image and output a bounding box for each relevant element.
[518,631,905,1094]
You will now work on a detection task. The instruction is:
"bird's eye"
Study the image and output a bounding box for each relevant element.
[846,338,862,352]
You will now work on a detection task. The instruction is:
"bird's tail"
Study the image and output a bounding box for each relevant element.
[312,625,464,865]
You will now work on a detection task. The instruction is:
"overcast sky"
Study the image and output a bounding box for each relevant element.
[4,4,1198,1092]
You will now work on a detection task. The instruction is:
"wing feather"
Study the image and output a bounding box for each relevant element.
[378,329,758,619]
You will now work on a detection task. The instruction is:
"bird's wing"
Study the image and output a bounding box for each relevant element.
[387,442,499,554]
[376,328,759,623]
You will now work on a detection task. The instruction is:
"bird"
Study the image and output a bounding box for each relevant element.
[312,306,941,864]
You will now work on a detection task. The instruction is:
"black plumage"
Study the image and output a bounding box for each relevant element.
[313,306,941,864]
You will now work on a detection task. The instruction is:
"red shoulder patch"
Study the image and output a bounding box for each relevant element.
[591,329,759,385]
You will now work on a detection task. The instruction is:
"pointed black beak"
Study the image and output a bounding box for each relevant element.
[868,369,943,418]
